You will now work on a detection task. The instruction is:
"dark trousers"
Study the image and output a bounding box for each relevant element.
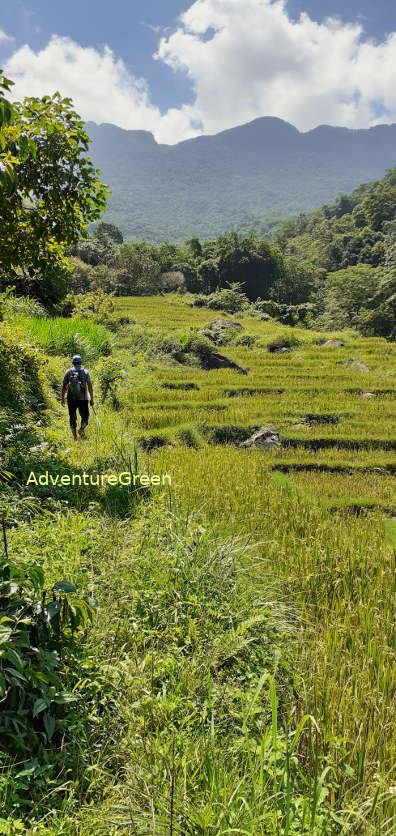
[67,397,89,429]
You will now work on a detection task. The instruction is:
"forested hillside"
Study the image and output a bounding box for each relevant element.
[87,117,396,242]
[55,168,396,341]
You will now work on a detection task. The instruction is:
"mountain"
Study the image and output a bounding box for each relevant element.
[86,117,396,242]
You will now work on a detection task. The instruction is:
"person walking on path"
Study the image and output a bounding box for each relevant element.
[61,355,94,440]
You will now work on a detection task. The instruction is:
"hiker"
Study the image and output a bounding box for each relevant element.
[61,355,94,440]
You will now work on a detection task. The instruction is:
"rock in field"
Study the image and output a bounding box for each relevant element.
[202,350,247,374]
[240,426,281,449]
[344,358,370,372]
[209,318,243,330]
[362,392,375,399]
[323,339,344,347]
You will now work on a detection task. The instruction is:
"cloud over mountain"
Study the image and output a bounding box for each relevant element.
[5,0,396,143]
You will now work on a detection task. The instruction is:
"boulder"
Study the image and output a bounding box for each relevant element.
[273,347,291,354]
[344,358,370,372]
[323,339,344,347]
[201,350,247,374]
[209,318,243,330]
[240,426,281,449]
[362,392,375,399]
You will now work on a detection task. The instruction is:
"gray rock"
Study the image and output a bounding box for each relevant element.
[209,318,243,330]
[240,426,281,449]
[344,358,370,372]
[274,347,291,354]
[361,392,375,399]
[202,351,247,374]
[323,339,344,347]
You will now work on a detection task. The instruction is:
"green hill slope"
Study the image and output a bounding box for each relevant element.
[87,116,396,242]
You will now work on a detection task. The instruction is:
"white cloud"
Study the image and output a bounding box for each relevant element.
[0,29,13,43]
[156,0,396,134]
[4,35,200,143]
[3,1,396,143]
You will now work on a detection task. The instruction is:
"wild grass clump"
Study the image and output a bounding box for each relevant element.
[267,333,301,352]
[17,317,113,359]
[72,504,343,834]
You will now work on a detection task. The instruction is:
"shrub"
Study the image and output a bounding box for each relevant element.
[0,546,94,762]
[252,299,314,326]
[95,357,126,407]
[0,321,47,414]
[61,290,128,331]
[0,289,48,320]
[267,334,301,353]
[192,283,250,314]
[158,271,186,293]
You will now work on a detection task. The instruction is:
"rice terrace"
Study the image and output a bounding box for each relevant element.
[1,65,396,836]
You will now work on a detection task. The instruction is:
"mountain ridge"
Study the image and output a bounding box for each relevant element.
[87,116,396,148]
[86,116,396,242]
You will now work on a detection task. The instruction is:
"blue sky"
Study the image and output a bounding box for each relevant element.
[1,0,395,143]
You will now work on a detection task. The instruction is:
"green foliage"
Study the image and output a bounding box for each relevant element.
[276,169,396,338]
[16,317,113,359]
[193,282,250,313]
[92,221,123,244]
[267,333,301,352]
[319,265,384,331]
[0,70,108,304]
[63,290,123,331]
[0,546,94,760]
[270,257,318,304]
[67,235,115,268]
[115,242,162,295]
[95,357,125,406]
[0,289,47,321]
[0,321,46,415]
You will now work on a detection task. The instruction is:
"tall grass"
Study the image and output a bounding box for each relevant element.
[17,317,113,359]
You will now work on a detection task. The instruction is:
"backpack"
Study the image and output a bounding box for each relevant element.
[67,368,87,400]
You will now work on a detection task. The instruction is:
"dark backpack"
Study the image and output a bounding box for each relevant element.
[67,368,87,400]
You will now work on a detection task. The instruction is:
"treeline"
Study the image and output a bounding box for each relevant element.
[66,225,286,301]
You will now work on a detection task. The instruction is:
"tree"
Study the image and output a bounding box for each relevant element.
[213,232,285,300]
[270,258,317,305]
[0,71,108,303]
[93,222,123,244]
[321,265,383,330]
[115,243,161,295]
[68,235,115,267]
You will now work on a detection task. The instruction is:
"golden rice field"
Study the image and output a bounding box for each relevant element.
[14,295,395,833]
